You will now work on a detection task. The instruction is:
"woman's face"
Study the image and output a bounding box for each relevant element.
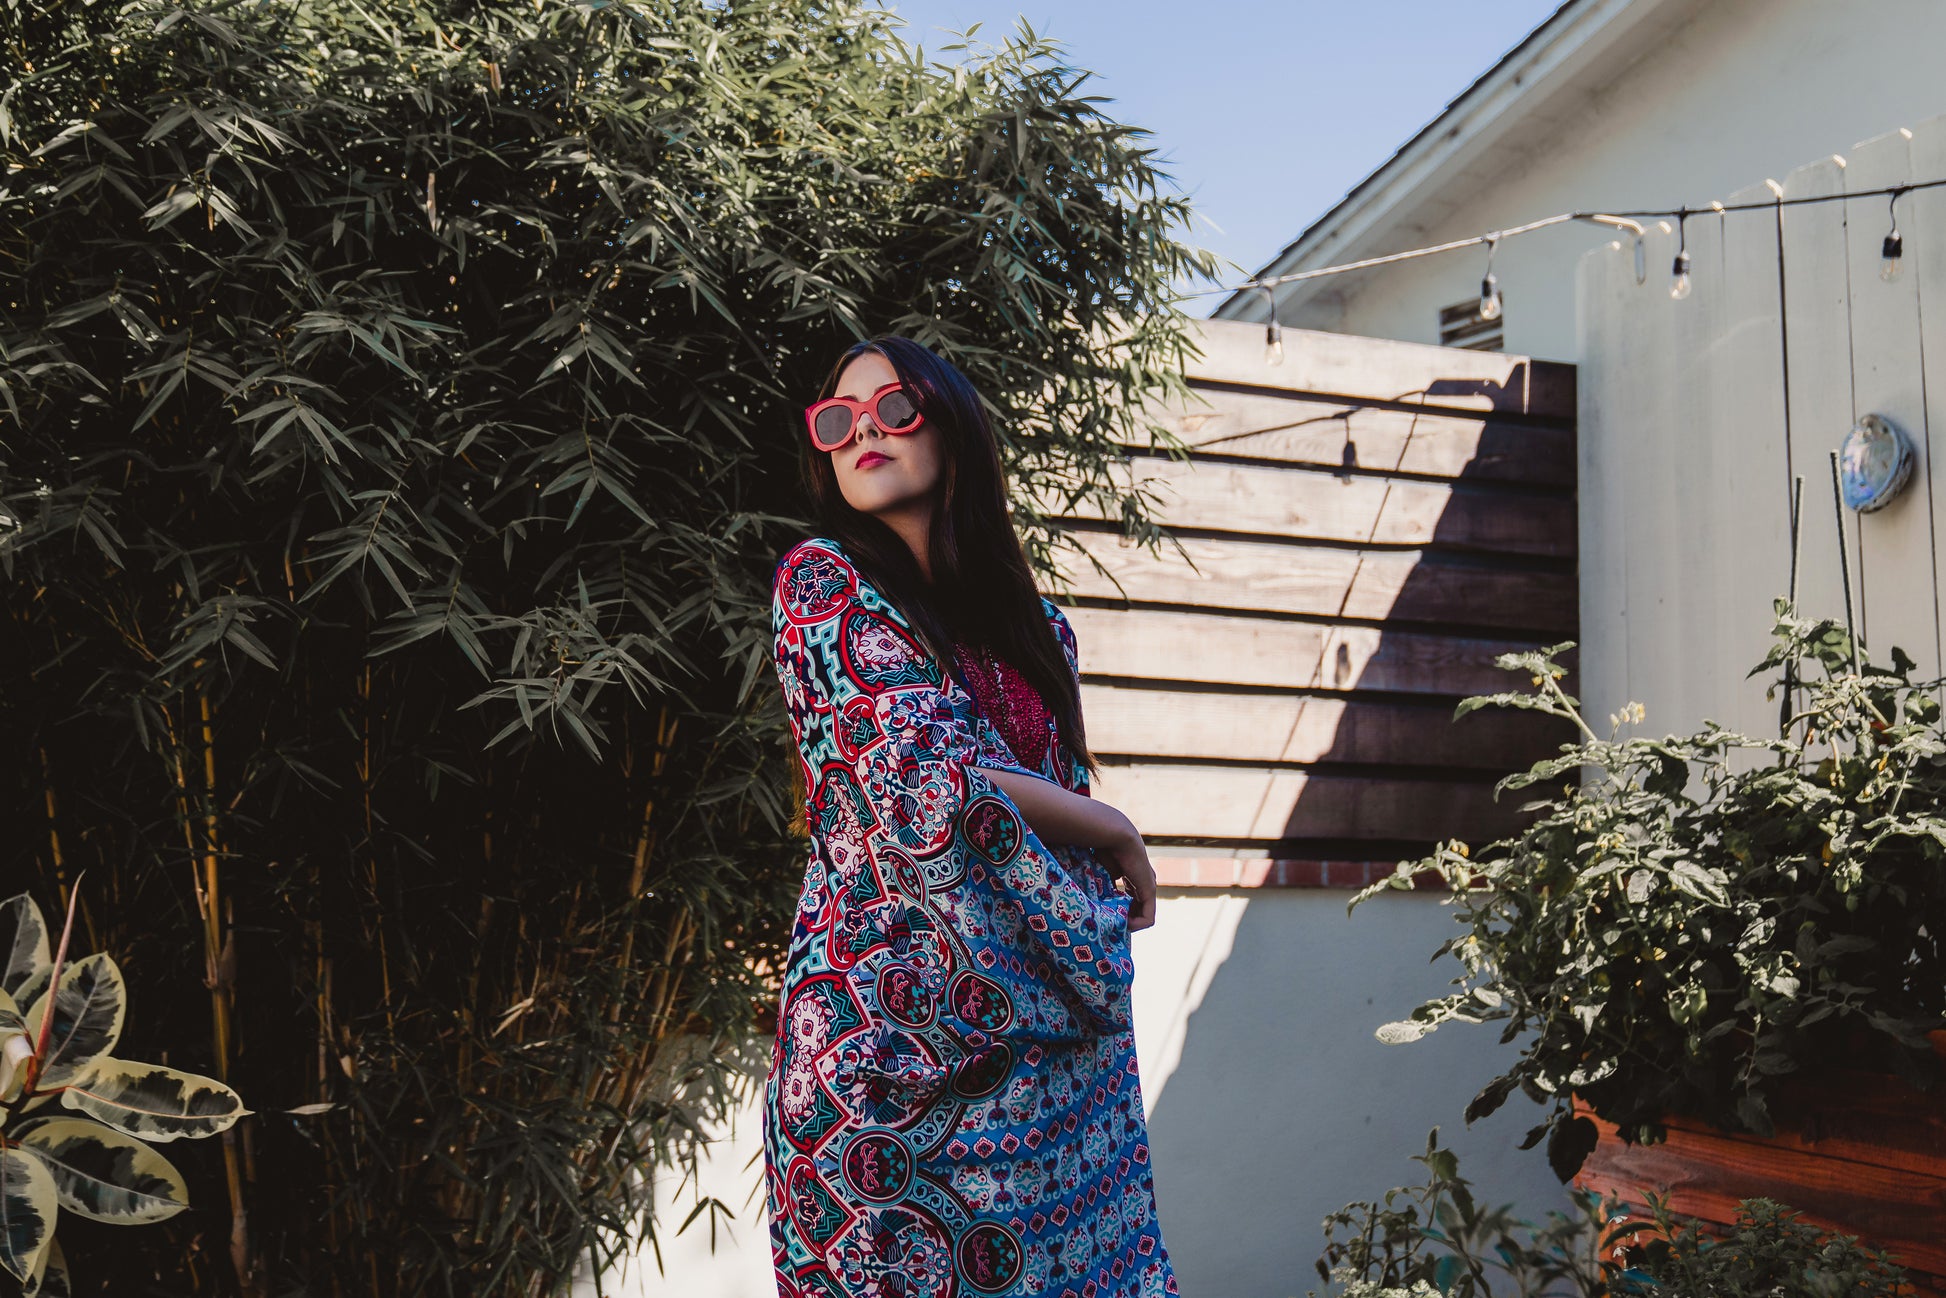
[826,351,946,521]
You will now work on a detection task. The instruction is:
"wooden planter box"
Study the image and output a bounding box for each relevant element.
[1572,1032,1946,1294]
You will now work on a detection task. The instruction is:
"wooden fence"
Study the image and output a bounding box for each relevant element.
[1574,116,1946,1293]
[1577,118,1946,740]
[1051,320,1578,887]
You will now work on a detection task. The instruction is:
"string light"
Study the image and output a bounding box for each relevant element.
[1477,237,1502,322]
[1260,284,1284,366]
[1196,173,1946,308]
[1670,209,1692,300]
[1882,187,1905,282]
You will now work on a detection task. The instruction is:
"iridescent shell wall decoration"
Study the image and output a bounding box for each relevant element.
[1838,413,1915,513]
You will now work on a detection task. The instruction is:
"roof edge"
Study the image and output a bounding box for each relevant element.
[1213,0,1669,320]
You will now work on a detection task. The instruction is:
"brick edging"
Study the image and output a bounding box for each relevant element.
[1150,858,1454,889]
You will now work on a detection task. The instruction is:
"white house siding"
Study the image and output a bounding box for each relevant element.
[1575,115,1946,751]
[587,890,1568,1298]
[1261,0,1946,363]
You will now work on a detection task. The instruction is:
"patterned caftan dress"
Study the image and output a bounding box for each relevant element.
[764,537,1178,1298]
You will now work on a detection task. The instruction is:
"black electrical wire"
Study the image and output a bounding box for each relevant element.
[1196,174,1946,300]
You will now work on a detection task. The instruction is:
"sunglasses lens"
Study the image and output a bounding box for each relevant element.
[813,403,856,449]
[876,388,920,430]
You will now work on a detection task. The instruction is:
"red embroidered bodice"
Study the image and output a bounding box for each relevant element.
[952,642,1054,772]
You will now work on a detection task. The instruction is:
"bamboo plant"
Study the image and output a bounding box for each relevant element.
[0,0,1215,1291]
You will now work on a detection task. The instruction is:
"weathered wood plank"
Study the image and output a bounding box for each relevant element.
[1130,389,1577,485]
[1707,1070,1946,1170]
[1053,532,1576,635]
[1657,204,1727,740]
[1091,762,1526,843]
[1040,457,1574,556]
[1187,319,1577,421]
[1081,683,1570,769]
[1850,125,1943,681]
[1061,605,1563,696]
[1709,178,1798,741]
[1575,1107,1946,1278]
[1615,216,1693,743]
[1780,156,1861,662]
[1080,327,1576,870]
[1574,235,1636,733]
[1913,117,1946,691]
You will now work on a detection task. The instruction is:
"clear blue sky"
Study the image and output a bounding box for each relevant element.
[876,0,1567,312]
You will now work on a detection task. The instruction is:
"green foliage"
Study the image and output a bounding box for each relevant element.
[1310,1130,1609,1298]
[1351,604,1946,1181]
[1614,1199,1913,1298]
[1308,1131,1910,1298]
[0,892,246,1298]
[0,0,1213,1291]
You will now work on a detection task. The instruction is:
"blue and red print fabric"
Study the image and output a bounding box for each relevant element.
[765,538,1177,1298]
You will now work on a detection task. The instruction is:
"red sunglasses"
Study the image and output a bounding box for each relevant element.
[804,381,925,452]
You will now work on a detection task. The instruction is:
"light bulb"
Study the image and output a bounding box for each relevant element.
[1882,230,1904,282]
[1264,319,1284,366]
[1478,273,1502,322]
[1669,250,1692,301]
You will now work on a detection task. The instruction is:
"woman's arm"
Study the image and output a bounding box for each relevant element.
[776,538,1135,1033]
[983,768,1157,932]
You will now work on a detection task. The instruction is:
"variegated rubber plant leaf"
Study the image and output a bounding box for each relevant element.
[21,955,125,1092]
[58,1059,246,1143]
[2,1236,70,1298]
[0,991,29,1103]
[0,1147,56,1284]
[0,896,51,1011]
[27,1239,71,1298]
[15,1119,189,1225]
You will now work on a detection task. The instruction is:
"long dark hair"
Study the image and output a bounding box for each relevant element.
[800,336,1094,772]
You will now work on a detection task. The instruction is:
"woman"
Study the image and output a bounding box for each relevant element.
[764,336,1177,1298]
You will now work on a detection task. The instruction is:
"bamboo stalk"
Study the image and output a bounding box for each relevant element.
[609,704,675,1073]
[460,775,495,1094]
[36,746,101,956]
[602,907,697,1130]
[164,706,213,935]
[39,745,66,883]
[358,663,396,1027]
[194,686,257,1295]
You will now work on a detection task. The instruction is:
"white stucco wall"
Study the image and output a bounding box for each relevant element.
[1272,0,1946,362]
[593,888,1568,1297]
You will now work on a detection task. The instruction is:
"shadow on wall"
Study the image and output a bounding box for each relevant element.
[1096,353,1580,858]
[1141,889,1569,1298]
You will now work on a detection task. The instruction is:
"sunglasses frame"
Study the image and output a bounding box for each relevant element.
[804,380,926,452]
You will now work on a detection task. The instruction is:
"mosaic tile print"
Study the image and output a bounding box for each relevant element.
[764,538,1176,1298]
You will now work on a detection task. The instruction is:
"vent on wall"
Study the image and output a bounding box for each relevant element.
[1439,297,1505,351]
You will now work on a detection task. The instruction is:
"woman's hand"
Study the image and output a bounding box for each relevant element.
[1096,818,1157,933]
[983,768,1157,932]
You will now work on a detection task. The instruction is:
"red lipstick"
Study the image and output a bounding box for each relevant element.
[855,450,891,468]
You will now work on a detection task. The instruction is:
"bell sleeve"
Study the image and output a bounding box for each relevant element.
[771,540,1134,1042]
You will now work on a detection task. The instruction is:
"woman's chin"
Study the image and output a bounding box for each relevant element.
[840,481,929,517]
